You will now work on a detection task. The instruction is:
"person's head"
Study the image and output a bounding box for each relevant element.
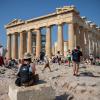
[19,59,24,64]
[57,51,60,54]
[23,52,32,64]
[76,46,80,50]
[68,49,70,52]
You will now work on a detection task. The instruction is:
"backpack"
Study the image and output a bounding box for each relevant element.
[72,50,79,61]
[19,64,31,84]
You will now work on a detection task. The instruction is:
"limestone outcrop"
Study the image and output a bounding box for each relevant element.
[9,83,55,100]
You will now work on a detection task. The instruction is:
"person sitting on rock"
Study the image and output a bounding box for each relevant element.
[15,52,39,86]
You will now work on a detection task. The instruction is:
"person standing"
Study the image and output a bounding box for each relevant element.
[89,53,94,65]
[66,49,72,67]
[42,55,52,72]
[56,51,61,65]
[72,46,82,76]
[0,44,4,66]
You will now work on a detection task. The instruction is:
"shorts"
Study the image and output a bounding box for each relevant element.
[90,58,93,61]
[73,61,80,65]
[67,57,71,61]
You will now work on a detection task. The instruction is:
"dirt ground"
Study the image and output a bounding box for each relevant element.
[0,63,100,100]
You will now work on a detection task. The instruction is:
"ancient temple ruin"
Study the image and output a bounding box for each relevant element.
[5,5,100,59]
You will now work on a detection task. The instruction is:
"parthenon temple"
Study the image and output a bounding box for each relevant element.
[5,5,100,59]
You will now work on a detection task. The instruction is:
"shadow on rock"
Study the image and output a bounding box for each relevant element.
[37,80,47,85]
[55,93,73,100]
[80,72,100,78]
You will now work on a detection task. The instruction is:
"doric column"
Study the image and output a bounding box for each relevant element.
[45,26,52,58]
[36,28,41,58]
[12,33,18,59]
[57,23,64,55]
[68,23,75,51]
[7,34,11,59]
[27,30,32,53]
[23,32,27,54]
[75,24,79,47]
[19,31,24,59]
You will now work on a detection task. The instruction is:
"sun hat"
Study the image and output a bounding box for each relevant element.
[23,52,32,59]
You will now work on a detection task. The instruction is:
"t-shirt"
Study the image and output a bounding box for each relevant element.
[0,47,3,56]
[72,49,82,62]
[90,55,93,60]
[67,52,71,58]
[44,56,49,63]
[18,64,33,74]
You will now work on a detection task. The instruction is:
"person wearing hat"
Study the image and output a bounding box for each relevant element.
[15,52,39,86]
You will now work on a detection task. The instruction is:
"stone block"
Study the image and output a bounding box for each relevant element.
[8,83,55,100]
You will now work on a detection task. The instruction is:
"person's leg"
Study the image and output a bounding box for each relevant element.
[76,63,79,76]
[15,77,21,86]
[48,64,52,72]
[90,59,93,65]
[68,60,70,67]
[42,63,47,72]
[73,61,76,75]
[42,66,46,72]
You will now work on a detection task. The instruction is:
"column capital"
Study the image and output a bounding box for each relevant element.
[57,22,63,25]
[35,27,40,30]
[46,25,51,28]
[20,30,26,34]
[34,28,40,33]
[13,32,18,36]
[7,34,11,36]
[27,29,33,32]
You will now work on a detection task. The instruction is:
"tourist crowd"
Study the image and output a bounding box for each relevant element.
[0,43,100,86]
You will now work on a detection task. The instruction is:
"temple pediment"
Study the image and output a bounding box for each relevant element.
[5,19,25,28]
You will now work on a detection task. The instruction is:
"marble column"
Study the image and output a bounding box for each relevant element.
[96,41,98,56]
[12,33,18,59]
[45,26,52,58]
[7,34,11,59]
[80,28,85,54]
[75,24,79,47]
[23,32,27,54]
[68,23,75,51]
[27,30,32,53]
[36,28,41,58]
[19,31,24,59]
[57,23,64,55]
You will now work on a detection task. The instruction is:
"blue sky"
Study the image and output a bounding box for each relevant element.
[0,0,100,47]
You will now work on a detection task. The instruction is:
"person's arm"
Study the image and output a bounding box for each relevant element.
[31,63,36,74]
[80,51,83,56]
[80,51,83,62]
[16,64,21,76]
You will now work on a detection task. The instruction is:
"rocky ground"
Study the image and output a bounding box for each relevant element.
[0,63,100,100]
